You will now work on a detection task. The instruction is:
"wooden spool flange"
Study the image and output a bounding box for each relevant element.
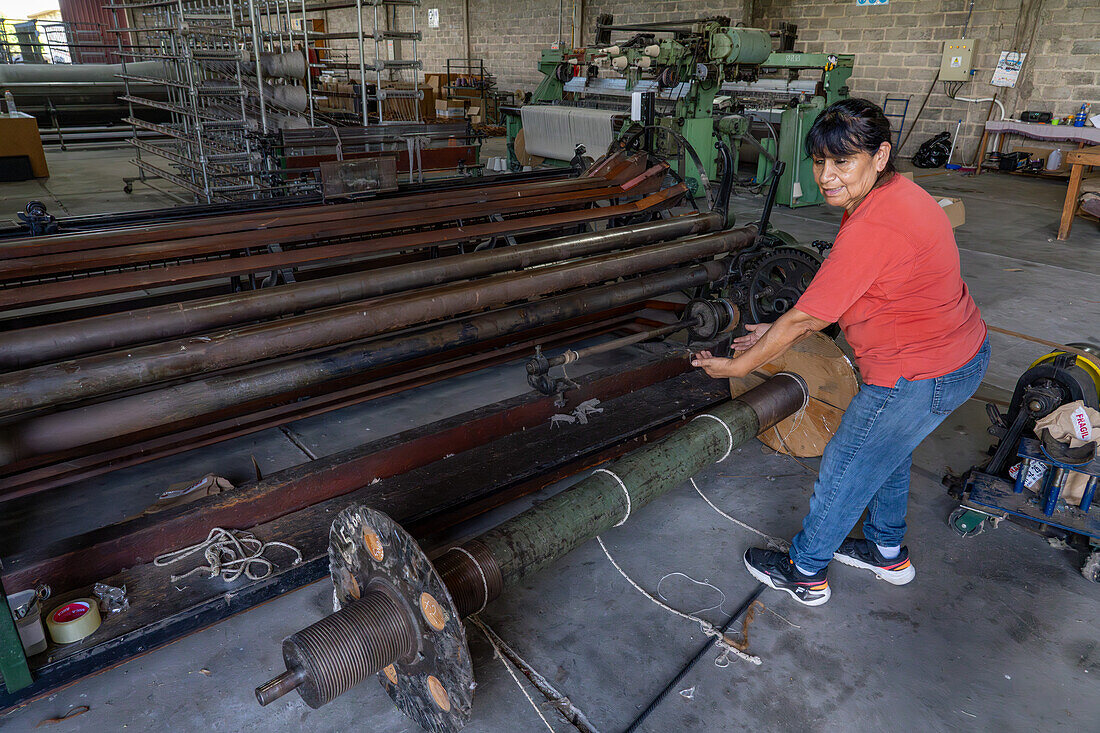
[728,333,860,457]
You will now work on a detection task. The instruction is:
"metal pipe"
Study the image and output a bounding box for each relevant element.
[539,319,693,370]
[255,668,308,706]
[0,227,755,417]
[356,0,367,125]
[0,261,728,463]
[0,213,723,370]
[255,374,807,707]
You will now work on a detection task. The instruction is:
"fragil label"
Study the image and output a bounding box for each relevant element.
[1071,406,1094,442]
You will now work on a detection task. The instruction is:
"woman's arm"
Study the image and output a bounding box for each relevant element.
[690,307,832,378]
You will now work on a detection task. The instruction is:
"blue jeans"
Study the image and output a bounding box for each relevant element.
[790,338,990,573]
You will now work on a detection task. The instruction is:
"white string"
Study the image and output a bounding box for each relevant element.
[447,546,489,614]
[690,478,791,552]
[154,527,302,584]
[468,616,558,732]
[770,402,809,456]
[655,572,726,616]
[596,536,761,666]
[593,468,631,526]
[691,414,734,462]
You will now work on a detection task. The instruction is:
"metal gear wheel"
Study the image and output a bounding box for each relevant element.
[745,248,821,323]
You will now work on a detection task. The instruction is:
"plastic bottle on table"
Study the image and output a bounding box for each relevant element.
[1073,103,1090,127]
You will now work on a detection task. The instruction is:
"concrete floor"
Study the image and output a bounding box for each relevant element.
[1,145,1098,732]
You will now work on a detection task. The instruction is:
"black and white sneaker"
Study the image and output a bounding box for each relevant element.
[832,538,915,585]
[743,548,831,606]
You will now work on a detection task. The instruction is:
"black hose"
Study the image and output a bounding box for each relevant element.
[622,584,766,733]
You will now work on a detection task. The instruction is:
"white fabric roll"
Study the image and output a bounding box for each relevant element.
[520,106,618,161]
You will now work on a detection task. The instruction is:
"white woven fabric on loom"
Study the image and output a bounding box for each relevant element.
[520,106,618,161]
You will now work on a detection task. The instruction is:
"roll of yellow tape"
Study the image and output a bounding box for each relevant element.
[46,599,101,644]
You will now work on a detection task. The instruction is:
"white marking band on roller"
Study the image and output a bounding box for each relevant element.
[594,468,632,526]
[691,414,734,462]
[447,546,490,614]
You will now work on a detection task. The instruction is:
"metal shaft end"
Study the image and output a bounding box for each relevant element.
[255,667,307,706]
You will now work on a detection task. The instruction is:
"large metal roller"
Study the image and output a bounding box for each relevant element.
[0,226,756,416]
[0,213,723,370]
[254,371,824,731]
[0,261,728,463]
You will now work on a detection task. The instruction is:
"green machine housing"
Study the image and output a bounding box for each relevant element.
[506,20,853,207]
[749,52,854,207]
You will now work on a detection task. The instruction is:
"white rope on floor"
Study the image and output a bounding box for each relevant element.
[596,536,761,667]
[690,478,791,551]
[154,527,302,583]
[468,616,558,732]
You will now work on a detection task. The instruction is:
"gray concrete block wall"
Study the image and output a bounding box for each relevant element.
[308,0,1097,164]
[308,2,747,95]
[751,0,1100,160]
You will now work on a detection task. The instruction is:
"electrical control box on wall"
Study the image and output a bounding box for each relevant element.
[939,38,978,81]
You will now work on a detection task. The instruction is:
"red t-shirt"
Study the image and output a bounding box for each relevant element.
[794,173,986,387]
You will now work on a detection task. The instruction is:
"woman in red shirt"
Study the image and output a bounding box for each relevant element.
[692,98,988,606]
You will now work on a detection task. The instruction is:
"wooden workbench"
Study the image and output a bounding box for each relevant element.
[975,120,1100,177]
[1057,144,1100,240]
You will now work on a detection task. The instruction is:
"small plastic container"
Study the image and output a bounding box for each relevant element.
[7,589,48,656]
[1073,103,1090,128]
[1046,148,1063,171]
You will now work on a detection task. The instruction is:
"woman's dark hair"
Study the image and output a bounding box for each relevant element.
[805,98,897,178]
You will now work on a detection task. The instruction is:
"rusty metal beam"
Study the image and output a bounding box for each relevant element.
[0,153,647,260]
[0,355,694,595]
[0,185,686,309]
[0,310,639,498]
[0,229,749,419]
[0,257,737,462]
[0,365,730,713]
[0,213,722,369]
[0,175,667,280]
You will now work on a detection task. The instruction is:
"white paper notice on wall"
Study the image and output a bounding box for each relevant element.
[428,8,440,28]
[991,51,1026,87]
[856,0,889,5]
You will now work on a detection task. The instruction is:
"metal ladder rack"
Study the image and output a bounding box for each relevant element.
[883,95,911,139]
[106,0,424,200]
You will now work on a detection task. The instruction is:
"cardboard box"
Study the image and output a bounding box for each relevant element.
[0,114,48,178]
[434,98,467,120]
[423,73,444,99]
[937,197,965,228]
[468,105,482,125]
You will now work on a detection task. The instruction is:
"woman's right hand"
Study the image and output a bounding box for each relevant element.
[731,322,771,352]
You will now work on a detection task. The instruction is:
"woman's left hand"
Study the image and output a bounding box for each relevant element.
[690,350,751,379]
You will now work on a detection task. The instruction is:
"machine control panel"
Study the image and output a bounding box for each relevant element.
[939,38,978,81]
